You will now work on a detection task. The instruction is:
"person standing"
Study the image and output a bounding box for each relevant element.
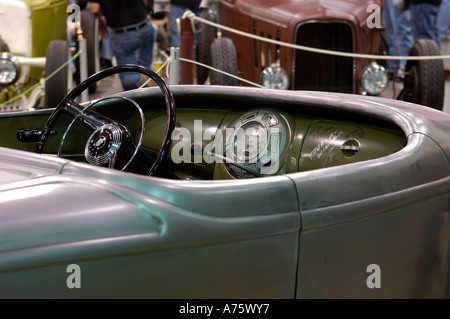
[167,0,203,48]
[88,0,155,90]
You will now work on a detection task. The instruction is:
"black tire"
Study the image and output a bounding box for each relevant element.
[196,9,217,84]
[210,37,238,86]
[79,10,99,94]
[0,35,9,52]
[45,40,70,109]
[399,39,445,110]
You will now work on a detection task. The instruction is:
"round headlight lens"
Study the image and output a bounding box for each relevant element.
[0,52,20,86]
[261,64,290,90]
[360,62,388,96]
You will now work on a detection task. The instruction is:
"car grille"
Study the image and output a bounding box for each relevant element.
[294,22,354,93]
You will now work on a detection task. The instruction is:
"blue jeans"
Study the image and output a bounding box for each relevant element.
[100,27,114,61]
[409,3,441,48]
[167,4,202,48]
[382,0,414,73]
[112,23,155,90]
[437,0,450,39]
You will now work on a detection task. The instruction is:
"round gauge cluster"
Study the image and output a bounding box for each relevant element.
[224,110,288,177]
[233,121,268,162]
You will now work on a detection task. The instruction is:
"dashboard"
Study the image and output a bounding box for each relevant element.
[137,107,407,180]
[0,88,407,181]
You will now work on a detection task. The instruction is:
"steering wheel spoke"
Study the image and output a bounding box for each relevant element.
[62,99,113,131]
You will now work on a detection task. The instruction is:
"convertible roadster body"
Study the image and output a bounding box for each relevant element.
[0,66,449,298]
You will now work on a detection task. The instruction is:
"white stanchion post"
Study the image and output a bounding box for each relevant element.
[170,47,180,85]
[76,22,89,102]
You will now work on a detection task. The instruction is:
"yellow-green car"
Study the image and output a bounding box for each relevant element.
[0,0,71,112]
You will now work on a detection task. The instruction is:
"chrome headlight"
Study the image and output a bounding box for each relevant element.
[360,62,388,96]
[0,52,21,86]
[260,64,290,90]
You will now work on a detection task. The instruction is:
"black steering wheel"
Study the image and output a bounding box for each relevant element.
[35,64,176,176]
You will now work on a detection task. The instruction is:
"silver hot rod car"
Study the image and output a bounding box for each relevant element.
[0,65,449,298]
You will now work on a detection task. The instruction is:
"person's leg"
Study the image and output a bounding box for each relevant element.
[100,27,114,69]
[100,28,114,61]
[409,3,441,48]
[382,0,413,73]
[111,30,142,90]
[136,24,155,68]
[167,4,188,48]
[383,0,401,73]
[190,5,203,47]
[152,23,159,44]
[396,9,414,72]
[437,0,450,40]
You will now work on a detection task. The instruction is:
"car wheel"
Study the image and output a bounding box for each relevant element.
[210,37,239,86]
[399,39,445,111]
[45,40,70,109]
[196,9,217,84]
[79,10,99,94]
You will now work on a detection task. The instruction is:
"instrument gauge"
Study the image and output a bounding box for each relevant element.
[225,110,288,177]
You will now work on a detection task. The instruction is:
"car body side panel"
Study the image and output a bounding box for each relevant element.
[0,148,301,298]
[292,133,450,298]
[0,233,298,298]
[297,134,450,213]
[297,195,450,298]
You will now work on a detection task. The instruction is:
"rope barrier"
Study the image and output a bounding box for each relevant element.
[182,10,450,61]
[180,57,265,88]
[139,55,173,88]
[141,49,264,88]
